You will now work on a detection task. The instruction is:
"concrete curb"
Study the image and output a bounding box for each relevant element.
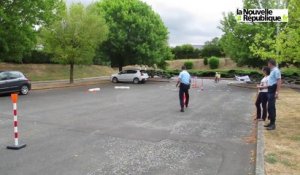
[31,76,110,90]
[31,77,170,90]
[148,78,171,83]
[32,76,110,85]
[256,121,265,175]
[32,80,110,90]
[228,82,300,90]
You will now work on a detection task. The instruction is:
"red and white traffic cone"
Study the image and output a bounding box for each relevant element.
[7,94,26,150]
[192,77,197,88]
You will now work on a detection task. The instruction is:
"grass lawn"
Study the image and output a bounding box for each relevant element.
[264,88,300,175]
[0,63,117,81]
[166,58,241,70]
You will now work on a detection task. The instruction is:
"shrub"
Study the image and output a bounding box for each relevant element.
[157,60,168,70]
[208,56,219,69]
[204,57,208,65]
[184,61,194,69]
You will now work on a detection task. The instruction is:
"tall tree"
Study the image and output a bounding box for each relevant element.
[219,0,290,67]
[91,0,172,71]
[249,0,292,64]
[171,44,200,59]
[219,12,265,67]
[276,0,300,66]
[0,0,64,62]
[41,3,108,83]
[201,37,224,58]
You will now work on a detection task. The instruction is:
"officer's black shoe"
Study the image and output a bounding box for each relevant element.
[180,109,184,112]
[266,124,276,130]
[264,123,271,127]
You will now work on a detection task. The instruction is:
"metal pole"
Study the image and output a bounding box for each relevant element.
[7,94,26,150]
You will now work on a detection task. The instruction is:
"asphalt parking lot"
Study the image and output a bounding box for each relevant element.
[0,80,255,175]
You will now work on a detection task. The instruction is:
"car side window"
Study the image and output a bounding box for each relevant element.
[120,70,127,74]
[0,73,6,80]
[8,72,21,80]
[127,70,137,74]
[0,72,9,80]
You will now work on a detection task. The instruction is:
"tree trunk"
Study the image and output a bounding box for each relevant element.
[70,63,74,84]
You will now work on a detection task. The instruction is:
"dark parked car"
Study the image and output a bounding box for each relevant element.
[0,71,31,95]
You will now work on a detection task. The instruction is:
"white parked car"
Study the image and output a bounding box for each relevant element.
[111,69,148,84]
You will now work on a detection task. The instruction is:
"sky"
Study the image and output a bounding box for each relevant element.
[68,0,243,46]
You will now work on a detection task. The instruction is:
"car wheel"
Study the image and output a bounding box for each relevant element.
[112,77,118,83]
[133,78,139,84]
[20,85,29,95]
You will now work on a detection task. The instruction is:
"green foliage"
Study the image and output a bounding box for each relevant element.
[171,44,201,59]
[208,56,219,69]
[245,0,298,65]
[41,3,108,83]
[201,37,224,57]
[184,61,194,70]
[219,12,265,67]
[0,0,65,62]
[249,23,278,60]
[164,68,299,81]
[204,57,208,65]
[275,0,300,66]
[157,60,169,70]
[22,50,52,64]
[92,0,172,71]
[93,47,111,66]
[221,0,299,67]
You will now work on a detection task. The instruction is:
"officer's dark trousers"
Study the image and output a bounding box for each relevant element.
[179,83,189,109]
[268,85,277,125]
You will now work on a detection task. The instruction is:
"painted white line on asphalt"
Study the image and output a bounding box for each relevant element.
[88,88,101,92]
[114,86,130,89]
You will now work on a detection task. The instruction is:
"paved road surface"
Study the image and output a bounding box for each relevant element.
[0,80,255,175]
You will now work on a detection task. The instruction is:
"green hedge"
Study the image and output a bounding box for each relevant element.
[208,56,219,69]
[162,69,300,81]
[184,61,194,69]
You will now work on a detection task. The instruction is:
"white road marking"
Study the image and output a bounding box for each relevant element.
[114,86,130,89]
[88,88,101,92]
